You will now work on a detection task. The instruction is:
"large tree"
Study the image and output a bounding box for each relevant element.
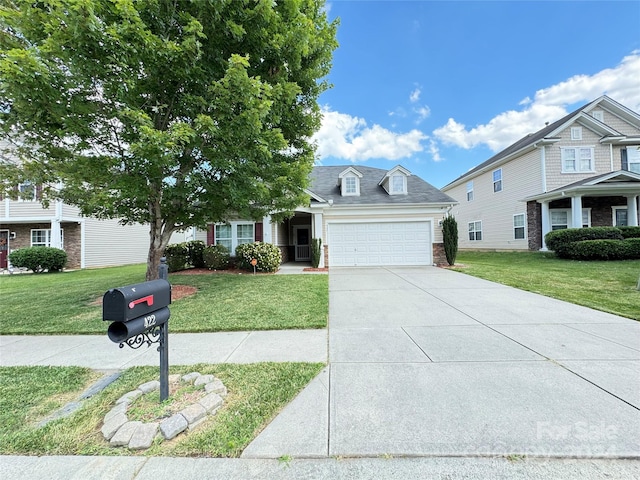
[0,0,338,279]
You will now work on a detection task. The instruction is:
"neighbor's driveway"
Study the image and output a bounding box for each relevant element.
[243,266,640,459]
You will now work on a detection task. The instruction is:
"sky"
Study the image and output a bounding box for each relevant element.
[311,0,640,189]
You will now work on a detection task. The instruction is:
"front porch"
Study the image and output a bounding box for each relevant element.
[274,211,324,267]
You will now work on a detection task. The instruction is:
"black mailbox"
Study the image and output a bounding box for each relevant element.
[103,279,171,323]
[107,306,170,343]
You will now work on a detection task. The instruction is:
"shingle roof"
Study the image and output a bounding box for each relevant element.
[309,165,457,205]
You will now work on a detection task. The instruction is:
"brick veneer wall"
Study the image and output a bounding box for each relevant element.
[527,201,542,250]
[432,243,447,266]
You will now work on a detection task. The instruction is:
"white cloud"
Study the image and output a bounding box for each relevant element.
[313,107,427,161]
[433,51,640,153]
[413,105,431,123]
[409,88,421,103]
[428,139,442,162]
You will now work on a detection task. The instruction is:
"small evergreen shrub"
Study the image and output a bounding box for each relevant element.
[8,246,67,273]
[203,244,230,270]
[186,240,206,268]
[619,226,640,239]
[164,243,189,272]
[235,242,282,273]
[441,214,458,266]
[311,238,322,268]
[559,238,640,260]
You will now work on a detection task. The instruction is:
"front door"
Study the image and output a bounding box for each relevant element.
[0,230,8,269]
[294,227,310,261]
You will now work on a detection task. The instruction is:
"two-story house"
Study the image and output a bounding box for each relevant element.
[441,96,640,251]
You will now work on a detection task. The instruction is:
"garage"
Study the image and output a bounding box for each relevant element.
[328,221,432,267]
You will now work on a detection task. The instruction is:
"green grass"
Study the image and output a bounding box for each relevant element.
[0,265,328,334]
[0,363,324,457]
[454,251,640,320]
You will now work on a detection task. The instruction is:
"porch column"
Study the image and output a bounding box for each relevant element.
[571,195,583,228]
[540,201,551,250]
[50,199,63,249]
[312,212,324,268]
[628,195,639,227]
[262,215,272,243]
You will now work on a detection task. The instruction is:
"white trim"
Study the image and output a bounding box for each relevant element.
[492,168,503,193]
[560,146,595,173]
[612,206,628,226]
[466,181,474,201]
[342,175,359,196]
[389,174,407,195]
[293,225,311,261]
[592,110,604,122]
[80,220,86,269]
[513,213,526,240]
[468,220,482,241]
[540,146,547,192]
[215,221,255,254]
[570,126,583,140]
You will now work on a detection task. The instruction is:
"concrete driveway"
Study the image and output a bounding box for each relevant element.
[243,266,640,459]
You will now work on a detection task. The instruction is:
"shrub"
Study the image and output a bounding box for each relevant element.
[8,246,67,273]
[311,238,322,268]
[203,244,230,270]
[235,242,282,273]
[164,243,189,272]
[561,238,640,260]
[545,227,624,257]
[186,240,206,268]
[441,214,458,266]
[619,226,640,239]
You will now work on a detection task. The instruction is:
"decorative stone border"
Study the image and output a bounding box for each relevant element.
[101,372,227,450]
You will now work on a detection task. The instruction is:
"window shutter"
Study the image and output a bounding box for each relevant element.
[255,222,263,242]
[207,224,215,245]
[621,149,628,171]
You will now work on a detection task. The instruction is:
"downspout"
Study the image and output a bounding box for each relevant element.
[610,144,614,171]
[80,220,86,269]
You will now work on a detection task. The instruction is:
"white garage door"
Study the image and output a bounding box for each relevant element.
[328,221,432,267]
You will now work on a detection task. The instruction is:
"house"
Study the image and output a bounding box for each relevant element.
[441,96,640,251]
[195,165,458,267]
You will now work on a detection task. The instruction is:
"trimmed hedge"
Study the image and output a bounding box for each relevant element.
[164,243,189,272]
[235,242,282,273]
[568,238,640,260]
[8,246,67,273]
[203,244,230,270]
[619,226,640,239]
[545,227,624,253]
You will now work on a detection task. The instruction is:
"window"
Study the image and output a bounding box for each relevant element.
[613,207,628,227]
[215,222,254,254]
[18,181,36,201]
[627,147,640,174]
[492,169,502,193]
[561,147,594,173]
[466,181,474,201]
[513,214,526,240]
[391,174,406,194]
[468,221,482,241]
[344,176,357,195]
[570,127,582,140]
[592,110,604,122]
[550,209,590,230]
[31,229,63,248]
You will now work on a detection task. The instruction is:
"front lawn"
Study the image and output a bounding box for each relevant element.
[454,251,640,320]
[0,363,324,457]
[0,265,328,334]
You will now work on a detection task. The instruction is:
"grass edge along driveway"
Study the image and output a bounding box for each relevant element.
[0,265,328,335]
[454,251,640,321]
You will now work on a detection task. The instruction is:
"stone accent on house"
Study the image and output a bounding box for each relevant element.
[432,242,447,266]
[527,201,542,250]
[102,372,227,450]
[323,244,329,268]
[0,222,82,268]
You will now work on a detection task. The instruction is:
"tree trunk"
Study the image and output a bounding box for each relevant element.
[145,207,175,281]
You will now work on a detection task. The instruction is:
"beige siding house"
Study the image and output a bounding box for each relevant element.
[204,165,457,267]
[442,96,640,251]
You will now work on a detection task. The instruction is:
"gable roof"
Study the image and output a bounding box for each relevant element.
[309,165,456,206]
[442,95,640,190]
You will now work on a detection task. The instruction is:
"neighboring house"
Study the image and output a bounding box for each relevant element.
[0,142,149,270]
[194,165,458,267]
[441,96,640,251]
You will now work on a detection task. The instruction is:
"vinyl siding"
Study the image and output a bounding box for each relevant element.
[598,110,640,136]
[3,200,56,218]
[83,218,149,268]
[446,148,543,250]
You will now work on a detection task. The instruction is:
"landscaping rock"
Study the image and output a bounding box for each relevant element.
[115,390,142,405]
[110,421,143,447]
[160,414,188,440]
[204,378,227,397]
[199,393,223,413]
[180,403,206,425]
[137,380,160,394]
[128,422,158,450]
[194,374,215,386]
[101,412,128,440]
[168,374,181,383]
[104,402,128,423]
[181,372,201,383]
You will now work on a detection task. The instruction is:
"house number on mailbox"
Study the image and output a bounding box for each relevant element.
[144,314,157,328]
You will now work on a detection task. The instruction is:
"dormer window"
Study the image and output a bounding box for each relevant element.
[338,167,362,196]
[379,165,411,195]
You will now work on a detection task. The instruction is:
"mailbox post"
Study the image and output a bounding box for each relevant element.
[103,258,171,401]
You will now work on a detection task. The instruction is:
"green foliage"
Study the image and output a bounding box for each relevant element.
[545,227,623,254]
[8,246,67,273]
[441,214,458,266]
[235,242,282,273]
[566,239,640,260]
[619,226,640,239]
[202,244,230,270]
[311,237,322,268]
[0,0,338,280]
[186,240,206,268]
[164,243,189,272]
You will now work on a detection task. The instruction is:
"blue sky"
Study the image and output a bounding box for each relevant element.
[311,1,640,189]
